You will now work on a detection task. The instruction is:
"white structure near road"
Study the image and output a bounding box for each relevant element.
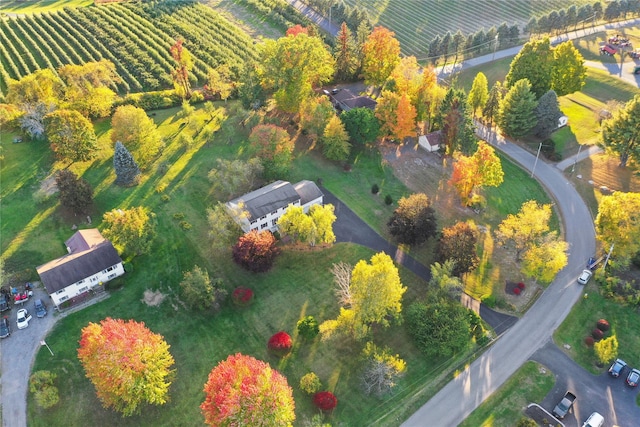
[226,180,324,233]
[36,229,124,308]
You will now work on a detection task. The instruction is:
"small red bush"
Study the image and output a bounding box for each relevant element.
[596,319,610,332]
[592,328,604,340]
[313,391,337,411]
[513,287,521,295]
[585,336,594,347]
[232,287,254,306]
[268,331,292,355]
[517,282,525,290]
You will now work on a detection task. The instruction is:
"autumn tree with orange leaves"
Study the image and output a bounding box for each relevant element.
[77,318,175,416]
[201,353,295,427]
[249,124,294,180]
[362,27,401,88]
[450,141,504,206]
[375,91,416,142]
[170,39,193,99]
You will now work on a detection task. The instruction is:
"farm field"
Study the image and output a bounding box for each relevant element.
[341,0,594,58]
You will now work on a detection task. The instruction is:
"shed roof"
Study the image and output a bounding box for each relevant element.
[293,180,323,205]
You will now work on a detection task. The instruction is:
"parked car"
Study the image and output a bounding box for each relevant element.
[582,411,604,427]
[626,368,640,387]
[608,358,627,377]
[577,269,593,285]
[0,293,9,312]
[16,308,32,330]
[552,391,576,419]
[34,299,47,318]
[0,317,10,338]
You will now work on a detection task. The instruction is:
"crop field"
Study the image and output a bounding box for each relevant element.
[0,1,258,95]
[342,0,594,58]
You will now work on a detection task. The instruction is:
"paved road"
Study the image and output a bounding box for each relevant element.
[531,340,639,427]
[584,59,640,88]
[402,124,596,427]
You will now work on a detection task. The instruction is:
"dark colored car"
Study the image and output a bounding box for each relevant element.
[34,299,47,318]
[0,293,9,312]
[626,368,640,387]
[608,359,627,377]
[0,316,10,338]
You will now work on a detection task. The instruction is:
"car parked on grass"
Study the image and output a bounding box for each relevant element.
[577,269,593,285]
[16,308,32,330]
[582,411,604,427]
[34,299,47,318]
[0,317,10,338]
[608,358,627,377]
[626,368,640,387]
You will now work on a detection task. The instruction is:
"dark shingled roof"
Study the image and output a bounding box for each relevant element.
[36,230,122,294]
[228,180,300,221]
[293,180,323,205]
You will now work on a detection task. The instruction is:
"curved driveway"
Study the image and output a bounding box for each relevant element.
[402,126,596,426]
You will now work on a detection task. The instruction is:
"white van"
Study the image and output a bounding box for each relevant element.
[582,412,604,427]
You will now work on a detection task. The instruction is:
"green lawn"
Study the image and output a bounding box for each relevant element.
[458,361,555,427]
[0,0,92,13]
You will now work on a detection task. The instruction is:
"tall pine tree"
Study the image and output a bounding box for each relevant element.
[113,141,141,186]
[497,79,538,139]
[534,90,563,139]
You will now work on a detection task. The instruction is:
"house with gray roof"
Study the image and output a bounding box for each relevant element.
[36,229,124,308]
[226,180,324,233]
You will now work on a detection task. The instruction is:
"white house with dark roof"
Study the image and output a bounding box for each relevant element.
[226,180,324,233]
[36,229,124,308]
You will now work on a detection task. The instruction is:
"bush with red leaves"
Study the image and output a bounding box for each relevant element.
[232,230,280,273]
[592,328,604,340]
[232,287,254,307]
[513,287,521,295]
[313,391,337,411]
[585,336,594,347]
[517,282,525,290]
[268,331,292,356]
[596,319,610,332]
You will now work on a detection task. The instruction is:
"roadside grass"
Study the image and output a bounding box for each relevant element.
[0,0,92,13]
[553,277,640,375]
[458,361,555,427]
[451,56,512,91]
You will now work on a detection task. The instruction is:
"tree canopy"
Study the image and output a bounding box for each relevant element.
[551,41,587,96]
[277,204,336,246]
[600,94,640,167]
[179,265,226,311]
[232,230,280,272]
[468,72,489,117]
[595,191,640,267]
[58,60,119,118]
[322,115,351,161]
[533,90,563,139]
[113,141,141,186]
[497,78,538,139]
[505,37,553,98]
[362,26,401,87]
[55,170,93,215]
[77,318,175,416]
[45,109,98,163]
[340,107,380,145]
[110,105,163,166]
[497,200,552,260]
[249,124,294,180]
[375,91,416,141]
[387,193,438,245]
[437,222,480,277]
[449,141,503,206]
[6,68,63,107]
[101,206,156,257]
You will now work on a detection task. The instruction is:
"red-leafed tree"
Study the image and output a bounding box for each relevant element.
[286,25,309,37]
[362,27,401,87]
[313,391,338,411]
[232,230,280,272]
[77,318,175,416]
[170,39,193,99]
[201,353,295,426]
[268,331,293,356]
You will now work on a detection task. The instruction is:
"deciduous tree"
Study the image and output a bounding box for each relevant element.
[450,141,503,206]
[340,107,380,145]
[207,158,264,200]
[258,33,334,113]
[497,78,538,139]
[58,60,119,118]
[232,230,280,273]
[77,318,175,416]
[497,200,552,261]
[533,90,563,139]
[29,371,59,409]
[482,81,504,126]
[55,170,93,214]
[6,68,63,107]
[179,265,225,311]
[111,105,163,166]
[595,191,640,267]
[322,115,351,161]
[521,233,568,283]
[594,335,618,365]
[277,205,336,246]
[309,204,337,245]
[101,206,156,257]
[362,26,401,87]
[429,260,464,299]
[19,102,55,140]
[249,124,294,180]
[205,64,234,102]
[298,95,334,140]
[434,88,476,155]
[207,202,245,253]
[387,193,438,245]
[45,109,98,163]
[437,222,480,276]
[505,38,553,98]
[551,41,587,96]
[170,39,193,99]
[375,91,416,141]
[468,72,489,117]
[201,353,295,427]
[600,94,640,167]
[361,342,406,396]
[113,141,141,186]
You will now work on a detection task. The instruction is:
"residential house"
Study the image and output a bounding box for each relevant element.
[36,229,124,308]
[226,180,324,233]
[329,88,377,112]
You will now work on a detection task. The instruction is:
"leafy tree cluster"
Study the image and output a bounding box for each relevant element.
[600,94,640,168]
[340,107,380,145]
[497,79,538,139]
[321,115,351,161]
[277,204,337,246]
[179,265,226,311]
[232,230,280,273]
[595,191,640,268]
[111,105,163,167]
[101,206,156,257]
[55,170,93,214]
[433,88,476,155]
[449,141,504,206]
[29,371,59,409]
[207,202,245,253]
[437,222,480,277]
[362,26,401,88]
[208,158,264,200]
[387,193,438,246]
[248,124,294,180]
[361,341,406,397]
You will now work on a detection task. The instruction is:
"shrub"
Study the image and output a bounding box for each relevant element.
[592,328,604,340]
[585,336,595,347]
[267,331,293,356]
[180,221,192,230]
[516,418,537,427]
[313,391,337,412]
[513,287,521,295]
[161,194,170,203]
[155,183,167,193]
[299,372,321,394]
[297,316,319,340]
[29,370,59,409]
[232,287,253,307]
[517,282,525,289]
[481,295,496,308]
[173,213,185,220]
[371,183,380,194]
[232,230,280,273]
[597,319,610,331]
[384,195,393,205]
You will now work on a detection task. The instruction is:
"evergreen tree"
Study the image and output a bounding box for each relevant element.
[534,90,563,139]
[483,81,504,126]
[497,79,538,139]
[505,38,553,99]
[113,141,141,186]
[334,22,357,81]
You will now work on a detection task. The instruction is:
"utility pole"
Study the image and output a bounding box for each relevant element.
[531,142,543,178]
[492,34,499,61]
[602,243,614,271]
[572,144,583,173]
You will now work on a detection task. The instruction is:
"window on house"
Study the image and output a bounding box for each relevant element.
[79,286,88,293]
[59,296,69,302]
[261,223,268,229]
[77,279,84,285]
[250,220,257,224]
[106,266,114,272]
[260,215,267,220]
[56,289,66,295]
[91,277,98,282]
[102,269,107,274]
[107,273,117,279]
[272,219,278,226]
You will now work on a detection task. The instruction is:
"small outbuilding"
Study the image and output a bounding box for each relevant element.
[418,131,442,153]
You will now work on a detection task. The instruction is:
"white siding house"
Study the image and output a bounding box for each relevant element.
[36,229,124,308]
[226,180,324,233]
